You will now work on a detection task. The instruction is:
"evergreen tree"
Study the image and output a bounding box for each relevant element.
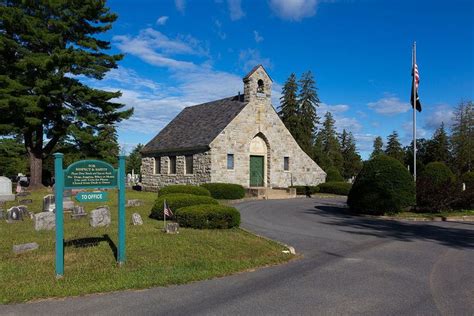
[340,129,362,179]
[278,73,300,141]
[0,136,28,179]
[316,112,343,172]
[127,144,144,175]
[385,131,405,163]
[297,71,320,154]
[370,136,384,159]
[425,122,451,164]
[0,1,133,186]
[404,138,428,175]
[451,101,473,174]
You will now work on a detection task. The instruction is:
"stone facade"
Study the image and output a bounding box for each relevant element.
[141,65,326,191]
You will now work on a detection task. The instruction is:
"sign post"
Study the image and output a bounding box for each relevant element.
[53,153,126,277]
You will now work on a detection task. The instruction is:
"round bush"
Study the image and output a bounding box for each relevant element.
[461,171,474,188]
[347,155,415,215]
[200,183,245,200]
[150,193,218,220]
[176,204,240,229]
[416,162,455,212]
[317,182,352,196]
[325,167,344,182]
[158,185,211,197]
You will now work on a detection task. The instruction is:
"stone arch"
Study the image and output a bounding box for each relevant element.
[257,79,264,94]
[249,133,271,187]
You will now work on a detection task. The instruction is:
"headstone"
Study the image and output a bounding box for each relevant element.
[19,199,33,204]
[165,222,179,234]
[34,212,56,231]
[0,176,15,202]
[71,205,87,219]
[43,194,55,212]
[16,191,31,197]
[6,206,23,222]
[126,199,144,207]
[131,213,143,225]
[17,205,30,218]
[13,242,39,254]
[90,206,111,227]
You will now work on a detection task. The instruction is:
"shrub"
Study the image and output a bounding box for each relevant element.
[158,185,210,197]
[317,182,352,196]
[416,162,456,212]
[325,167,344,182]
[176,204,240,229]
[461,171,474,188]
[150,193,218,220]
[200,183,245,200]
[347,155,415,215]
[290,186,320,195]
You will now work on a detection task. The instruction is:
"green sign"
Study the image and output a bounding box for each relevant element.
[64,160,117,188]
[76,191,108,202]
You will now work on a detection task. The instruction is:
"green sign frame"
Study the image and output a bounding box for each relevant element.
[54,154,126,278]
[75,191,109,203]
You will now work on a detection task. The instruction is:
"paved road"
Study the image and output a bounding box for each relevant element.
[2,197,473,315]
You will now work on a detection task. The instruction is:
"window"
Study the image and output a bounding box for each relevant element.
[154,157,161,174]
[169,156,176,174]
[185,155,193,174]
[284,157,290,171]
[257,79,264,94]
[227,154,234,170]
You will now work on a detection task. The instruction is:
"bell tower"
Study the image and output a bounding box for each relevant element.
[243,65,272,104]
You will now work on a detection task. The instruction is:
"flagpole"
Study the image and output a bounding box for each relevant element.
[163,199,166,231]
[412,42,417,182]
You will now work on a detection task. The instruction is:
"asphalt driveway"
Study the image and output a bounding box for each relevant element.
[1,197,473,315]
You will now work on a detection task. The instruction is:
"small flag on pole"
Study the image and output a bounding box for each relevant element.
[411,63,422,112]
[163,200,173,218]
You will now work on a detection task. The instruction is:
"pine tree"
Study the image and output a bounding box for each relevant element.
[385,131,405,163]
[316,112,343,172]
[340,129,362,179]
[127,144,144,175]
[0,1,133,186]
[0,136,28,178]
[297,71,320,154]
[425,122,451,164]
[451,101,473,174]
[278,73,300,141]
[370,136,384,159]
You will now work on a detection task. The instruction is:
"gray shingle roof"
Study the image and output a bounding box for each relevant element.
[142,95,247,154]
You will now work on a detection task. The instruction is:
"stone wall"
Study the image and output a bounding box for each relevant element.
[141,151,211,191]
[210,67,326,188]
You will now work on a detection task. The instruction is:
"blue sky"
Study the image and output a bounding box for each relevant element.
[90,0,473,158]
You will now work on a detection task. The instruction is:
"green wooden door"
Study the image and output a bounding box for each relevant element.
[250,155,264,187]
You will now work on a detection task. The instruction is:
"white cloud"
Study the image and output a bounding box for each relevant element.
[254,30,264,43]
[215,20,227,40]
[238,49,272,72]
[424,104,454,130]
[367,95,410,115]
[269,0,318,21]
[317,102,362,134]
[175,0,186,14]
[228,0,245,20]
[156,16,169,25]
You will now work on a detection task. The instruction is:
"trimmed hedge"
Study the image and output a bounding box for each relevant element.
[158,185,211,197]
[347,155,415,215]
[290,185,320,195]
[176,204,241,229]
[150,193,218,220]
[416,162,456,212]
[325,167,344,182]
[200,183,245,200]
[317,182,352,196]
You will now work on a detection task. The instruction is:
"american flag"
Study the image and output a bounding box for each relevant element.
[163,200,173,218]
[413,64,420,90]
[411,63,422,112]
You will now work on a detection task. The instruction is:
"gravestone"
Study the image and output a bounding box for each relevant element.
[90,206,111,227]
[19,199,33,205]
[13,242,39,254]
[71,205,87,219]
[43,194,55,212]
[165,222,179,234]
[6,206,23,222]
[131,213,143,225]
[34,212,56,231]
[16,191,31,197]
[0,176,15,202]
[126,199,144,207]
[17,205,30,218]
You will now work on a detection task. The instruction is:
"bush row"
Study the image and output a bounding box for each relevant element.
[318,182,352,196]
[150,193,218,220]
[290,185,320,195]
[200,183,246,200]
[176,204,240,229]
[158,185,210,197]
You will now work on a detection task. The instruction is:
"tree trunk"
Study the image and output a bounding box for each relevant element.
[28,150,43,188]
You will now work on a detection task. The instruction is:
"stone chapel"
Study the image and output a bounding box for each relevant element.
[141,65,326,190]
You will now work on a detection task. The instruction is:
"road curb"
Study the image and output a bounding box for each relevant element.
[365,215,474,222]
[239,227,297,255]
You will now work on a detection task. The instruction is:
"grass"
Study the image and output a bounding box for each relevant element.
[0,189,292,304]
[394,209,474,219]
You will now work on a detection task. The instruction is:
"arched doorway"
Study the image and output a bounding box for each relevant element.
[249,134,270,187]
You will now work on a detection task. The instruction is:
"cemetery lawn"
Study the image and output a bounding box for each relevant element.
[0,189,292,304]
